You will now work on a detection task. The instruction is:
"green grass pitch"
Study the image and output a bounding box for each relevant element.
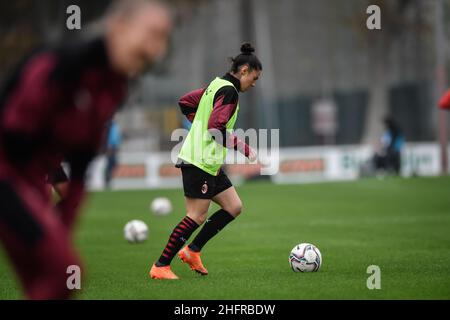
[1,177,450,299]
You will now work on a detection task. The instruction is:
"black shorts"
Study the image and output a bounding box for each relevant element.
[181,166,233,199]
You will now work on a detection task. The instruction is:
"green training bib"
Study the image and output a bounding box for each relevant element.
[178,77,239,176]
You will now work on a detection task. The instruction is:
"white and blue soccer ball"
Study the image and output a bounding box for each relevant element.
[124,220,149,243]
[150,197,172,216]
[289,243,322,272]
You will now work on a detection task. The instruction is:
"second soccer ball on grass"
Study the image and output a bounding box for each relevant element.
[124,220,149,243]
[150,197,172,216]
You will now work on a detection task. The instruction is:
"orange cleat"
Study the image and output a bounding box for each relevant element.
[149,264,179,280]
[178,246,208,275]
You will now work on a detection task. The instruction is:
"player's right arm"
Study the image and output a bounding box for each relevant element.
[1,53,61,163]
[178,88,206,122]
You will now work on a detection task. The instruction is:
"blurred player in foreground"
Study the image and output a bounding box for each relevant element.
[150,43,261,280]
[0,0,172,299]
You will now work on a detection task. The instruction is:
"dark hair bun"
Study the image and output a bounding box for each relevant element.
[229,42,262,73]
[240,42,255,55]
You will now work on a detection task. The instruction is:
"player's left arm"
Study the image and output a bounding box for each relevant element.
[57,150,96,230]
[207,86,255,159]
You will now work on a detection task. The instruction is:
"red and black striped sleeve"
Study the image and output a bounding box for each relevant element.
[178,87,205,122]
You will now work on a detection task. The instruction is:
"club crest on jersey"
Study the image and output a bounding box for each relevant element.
[201,182,208,194]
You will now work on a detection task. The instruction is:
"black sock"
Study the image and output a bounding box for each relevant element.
[157,216,199,266]
[189,209,235,252]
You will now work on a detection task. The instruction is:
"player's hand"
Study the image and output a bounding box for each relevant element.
[258,153,272,167]
[248,147,258,163]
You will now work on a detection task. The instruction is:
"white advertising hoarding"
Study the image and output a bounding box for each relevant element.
[86,143,449,191]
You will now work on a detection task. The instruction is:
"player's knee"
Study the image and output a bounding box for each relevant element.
[197,215,208,225]
[225,200,243,217]
[234,201,243,216]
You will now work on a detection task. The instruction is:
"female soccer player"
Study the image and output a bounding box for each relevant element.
[150,43,262,280]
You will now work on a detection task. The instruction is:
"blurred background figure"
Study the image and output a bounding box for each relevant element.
[439,89,450,111]
[104,118,122,189]
[182,116,192,130]
[373,116,404,176]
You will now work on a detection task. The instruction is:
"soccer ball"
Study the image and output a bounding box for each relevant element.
[289,243,322,272]
[124,220,148,243]
[150,197,172,216]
